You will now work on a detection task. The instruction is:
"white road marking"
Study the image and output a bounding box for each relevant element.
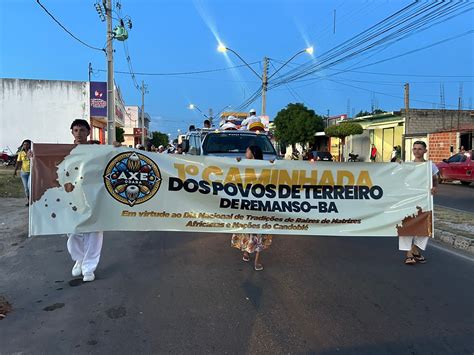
[430,240,474,262]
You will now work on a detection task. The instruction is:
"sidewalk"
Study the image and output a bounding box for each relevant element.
[434,206,474,254]
[0,198,473,256]
[0,198,29,257]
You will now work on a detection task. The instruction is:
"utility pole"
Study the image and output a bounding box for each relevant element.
[140,81,148,146]
[440,83,446,128]
[106,0,115,144]
[261,57,269,116]
[88,62,92,82]
[403,83,410,160]
[457,82,463,131]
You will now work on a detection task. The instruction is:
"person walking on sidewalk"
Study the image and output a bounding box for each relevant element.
[67,119,103,282]
[400,140,438,265]
[13,139,32,206]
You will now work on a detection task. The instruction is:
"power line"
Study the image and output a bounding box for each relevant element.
[270,61,304,104]
[94,61,262,76]
[123,40,140,91]
[346,29,474,73]
[275,29,474,89]
[326,77,472,110]
[271,58,474,79]
[35,0,105,52]
[270,2,472,89]
[325,69,474,79]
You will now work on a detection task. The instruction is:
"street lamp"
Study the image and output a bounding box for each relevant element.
[267,47,314,80]
[217,44,262,80]
[217,43,313,115]
[188,103,209,118]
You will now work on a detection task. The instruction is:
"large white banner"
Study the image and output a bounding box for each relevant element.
[30,144,433,237]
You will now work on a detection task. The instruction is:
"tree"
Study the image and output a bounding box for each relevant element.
[372,109,386,115]
[324,122,363,161]
[355,110,371,117]
[150,131,169,148]
[355,109,387,117]
[115,127,125,143]
[274,103,324,149]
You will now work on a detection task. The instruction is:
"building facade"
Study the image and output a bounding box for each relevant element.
[123,105,151,148]
[0,78,124,151]
[325,109,473,162]
[403,108,473,161]
[345,112,404,162]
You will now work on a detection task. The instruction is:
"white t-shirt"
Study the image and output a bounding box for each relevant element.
[240,115,261,129]
[430,161,439,176]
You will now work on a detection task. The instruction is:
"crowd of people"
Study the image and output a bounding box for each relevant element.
[11,108,440,281]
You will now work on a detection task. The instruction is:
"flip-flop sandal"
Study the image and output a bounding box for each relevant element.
[405,256,416,265]
[242,254,250,262]
[413,254,426,263]
[254,264,264,271]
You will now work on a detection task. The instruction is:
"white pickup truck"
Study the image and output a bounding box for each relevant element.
[183,129,278,160]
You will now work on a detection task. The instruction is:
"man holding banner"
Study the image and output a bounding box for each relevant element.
[67,119,103,282]
[399,141,438,265]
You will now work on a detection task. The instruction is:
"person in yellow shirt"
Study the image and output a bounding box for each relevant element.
[13,139,32,206]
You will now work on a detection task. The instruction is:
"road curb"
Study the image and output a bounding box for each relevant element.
[434,228,474,255]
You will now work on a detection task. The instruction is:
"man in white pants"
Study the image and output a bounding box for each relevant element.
[399,140,438,265]
[68,119,104,282]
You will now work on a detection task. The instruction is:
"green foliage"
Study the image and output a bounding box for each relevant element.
[325,121,363,161]
[355,109,387,117]
[0,167,24,198]
[324,122,363,141]
[115,127,125,143]
[355,110,371,117]
[274,103,324,146]
[150,131,169,147]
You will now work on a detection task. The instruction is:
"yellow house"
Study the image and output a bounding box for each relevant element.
[343,112,405,162]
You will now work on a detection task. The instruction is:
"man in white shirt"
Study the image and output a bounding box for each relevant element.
[399,140,438,265]
[240,109,261,130]
[68,119,104,282]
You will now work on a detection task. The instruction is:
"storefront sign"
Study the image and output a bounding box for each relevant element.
[90,82,107,117]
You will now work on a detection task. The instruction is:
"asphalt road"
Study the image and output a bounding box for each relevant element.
[434,182,474,212]
[1,231,473,354]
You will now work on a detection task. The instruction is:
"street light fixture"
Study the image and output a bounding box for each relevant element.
[267,46,314,80]
[217,44,313,115]
[217,43,262,80]
[188,103,208,118]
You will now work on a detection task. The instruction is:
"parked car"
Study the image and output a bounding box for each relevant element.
[436,150,473,185]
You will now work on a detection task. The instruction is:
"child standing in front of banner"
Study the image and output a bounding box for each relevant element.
[67,119,104,282]
[231,145,272,271]
[399,141,438,265]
